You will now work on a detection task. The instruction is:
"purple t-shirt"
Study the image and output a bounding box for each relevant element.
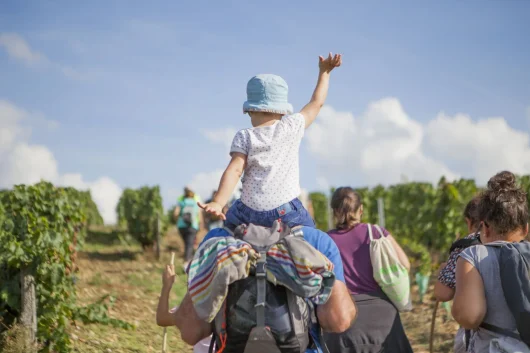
[328,223,389,295]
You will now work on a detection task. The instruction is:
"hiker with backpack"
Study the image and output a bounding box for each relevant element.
[324,187,413,353]
[173,187,202,267]
[156,53,355,352]
[156,221,357,353]
[434,195,482,352]
[452,171,530,352]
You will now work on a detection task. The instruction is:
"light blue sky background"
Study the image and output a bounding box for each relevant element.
[1,0,529,212]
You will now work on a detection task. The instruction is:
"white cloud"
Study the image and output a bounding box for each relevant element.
[306,98,530,189]
[0,144,59,185]
[0,33,47,66]
[0,101,27,155]
[0,99,121,224]
[424,113,530,184]
[306,99,458,188]
[59,174,122,224]
[0,32,90,81]
[316,177,330,192]
[201,128,237,150]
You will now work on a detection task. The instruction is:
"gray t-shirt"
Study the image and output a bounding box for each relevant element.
[459,242,517,352]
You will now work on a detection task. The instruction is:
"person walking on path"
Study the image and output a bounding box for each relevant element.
[173,187,202,268]
[452,171,530,352]
[324,187,413,353]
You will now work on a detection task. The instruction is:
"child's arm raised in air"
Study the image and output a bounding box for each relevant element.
[300,53,342,129]
[198,152,247,220]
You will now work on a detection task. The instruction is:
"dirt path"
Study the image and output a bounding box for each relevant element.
[71,227,457,353]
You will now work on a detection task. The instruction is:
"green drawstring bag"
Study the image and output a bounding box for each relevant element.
[368,224,412,312]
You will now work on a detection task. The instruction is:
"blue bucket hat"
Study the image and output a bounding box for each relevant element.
[243,74,293,115]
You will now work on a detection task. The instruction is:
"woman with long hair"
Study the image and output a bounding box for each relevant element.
[323,187,413,353]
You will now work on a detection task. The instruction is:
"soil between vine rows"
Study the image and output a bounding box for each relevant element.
[71,226,457,353]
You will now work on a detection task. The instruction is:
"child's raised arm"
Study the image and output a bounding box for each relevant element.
[300,53,342,129]
[198,152,247,220]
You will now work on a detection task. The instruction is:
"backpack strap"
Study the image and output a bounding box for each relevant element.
[211,301,228,353]
[305,300,330,353]
[373,224,385,238]
[449,231,481,253]
[367,224,374,242]
[479,242,523,342]
[255,250,268,327]
[291,226,304,238]
[480,322,521,340]
[208,335,216,353]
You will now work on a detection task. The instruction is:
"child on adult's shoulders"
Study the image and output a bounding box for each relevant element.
[199,53,342,230]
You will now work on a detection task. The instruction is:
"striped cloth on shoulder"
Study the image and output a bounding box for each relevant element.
[187,231,336,323]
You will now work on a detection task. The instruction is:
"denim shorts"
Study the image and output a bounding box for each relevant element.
[224,198,315,231]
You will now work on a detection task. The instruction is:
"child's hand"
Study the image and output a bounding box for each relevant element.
[198,201,226,221]
[319,53,342,73]
[162,264,176,289]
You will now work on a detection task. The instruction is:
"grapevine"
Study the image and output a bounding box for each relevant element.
[0,182,130,352]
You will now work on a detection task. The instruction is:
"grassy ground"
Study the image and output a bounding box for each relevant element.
[70,226,458,353]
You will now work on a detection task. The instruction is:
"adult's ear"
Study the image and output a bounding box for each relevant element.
[525,223,529,237]
[359,204,364,217]
[481,222,491,240]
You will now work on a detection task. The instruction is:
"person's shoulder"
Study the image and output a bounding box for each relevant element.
[280,113,304,123]
[301,227,335,250]
[237,127,251,133]
[232,128,252,139]
[460,242,489,265]
[282,112,304,119]
[326,228,340,237]
[201,228,231,245]
[301,226,345,283]
[464,232,480,240]
[301,226,327,238]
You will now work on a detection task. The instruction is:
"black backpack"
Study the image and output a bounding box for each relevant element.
[208,222,324,353]
[449,236,481,253]
[481,241,530,347]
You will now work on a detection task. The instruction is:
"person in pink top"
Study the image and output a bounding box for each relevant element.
[324,187,413,353]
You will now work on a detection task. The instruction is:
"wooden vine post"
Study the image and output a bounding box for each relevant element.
[20,266,37,347]
[162,252,175,353]
[430,231,461,353]
[155,212,161,261]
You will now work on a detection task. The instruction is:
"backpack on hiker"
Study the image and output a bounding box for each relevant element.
[367,224,412,312]
[180,203,197,227]
[480,241,530,350]
[208,222,328,353]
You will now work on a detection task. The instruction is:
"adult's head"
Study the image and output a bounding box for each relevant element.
[463,196,481,233]
[331,187,363,230]
[184,186,195,199]
[478,171,529,243]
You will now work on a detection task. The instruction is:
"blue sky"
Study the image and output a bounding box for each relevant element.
[1,0,529,221]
